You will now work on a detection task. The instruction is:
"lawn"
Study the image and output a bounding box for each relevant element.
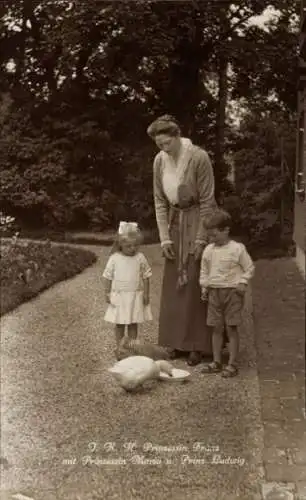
[0,237,97,316]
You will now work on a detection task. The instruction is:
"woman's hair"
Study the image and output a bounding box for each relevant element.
[147,114,181,139]
[204,209,232,231]
[111,228,143,254]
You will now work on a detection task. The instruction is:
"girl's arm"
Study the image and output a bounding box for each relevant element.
[143,278,150,305]
[102,255,115,303]
[104,278,112,303]
[140,254,152,305]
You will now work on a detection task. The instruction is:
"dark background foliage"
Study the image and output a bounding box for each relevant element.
[0,0,299,249]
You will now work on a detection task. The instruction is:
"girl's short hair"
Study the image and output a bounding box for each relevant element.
[204,210,232,230]
[111,228,143,254]
[147,114,181,139]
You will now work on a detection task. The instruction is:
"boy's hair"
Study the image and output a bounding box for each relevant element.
[204,209,232,231]
[110,228,143,254]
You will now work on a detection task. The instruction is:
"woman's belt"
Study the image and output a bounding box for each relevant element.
[169,202,200,289]
[171,201,199,211]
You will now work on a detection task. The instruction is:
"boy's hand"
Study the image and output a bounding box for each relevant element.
[201,287,208,302]
[143,293,150,306]
[236,283,247,295]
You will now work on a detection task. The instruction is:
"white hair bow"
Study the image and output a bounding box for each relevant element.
[118,221,138,234]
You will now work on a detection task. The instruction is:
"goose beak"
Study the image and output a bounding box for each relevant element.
[156,360,173,376]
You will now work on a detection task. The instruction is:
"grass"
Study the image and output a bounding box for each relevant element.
[0,227,160,246]
[0,238,97,316]
[0,227,295,261]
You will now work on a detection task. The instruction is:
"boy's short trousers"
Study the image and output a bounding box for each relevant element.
[207,288,244,327]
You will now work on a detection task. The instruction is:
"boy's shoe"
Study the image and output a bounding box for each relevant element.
[221,364,238,378]
[201,361,222,373]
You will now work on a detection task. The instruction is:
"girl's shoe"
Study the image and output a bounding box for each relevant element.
[221,364,238,378]
[201,361,222,373]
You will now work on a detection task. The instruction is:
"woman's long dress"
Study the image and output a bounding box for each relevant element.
[158,211,212,354]
[153,138,216,355]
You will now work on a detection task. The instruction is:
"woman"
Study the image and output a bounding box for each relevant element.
[147,115,217,365]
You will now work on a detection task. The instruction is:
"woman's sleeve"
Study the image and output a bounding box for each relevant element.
[153,155,172,245]
[102,255,115,280]
[195,150,216,243]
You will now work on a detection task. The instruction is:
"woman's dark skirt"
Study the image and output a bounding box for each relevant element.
[158,256,212,354]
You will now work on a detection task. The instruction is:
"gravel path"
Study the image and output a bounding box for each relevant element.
[1,244,264,500]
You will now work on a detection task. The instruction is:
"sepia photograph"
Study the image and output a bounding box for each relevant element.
[0,0,305,499]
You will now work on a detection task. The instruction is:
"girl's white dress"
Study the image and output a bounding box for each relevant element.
[103,252,153,324]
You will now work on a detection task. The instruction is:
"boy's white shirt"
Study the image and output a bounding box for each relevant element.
[199,240,254,289]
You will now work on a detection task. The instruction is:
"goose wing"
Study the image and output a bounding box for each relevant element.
[108,356,156,387]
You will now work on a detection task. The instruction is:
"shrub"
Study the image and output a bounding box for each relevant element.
[0,237,97,315]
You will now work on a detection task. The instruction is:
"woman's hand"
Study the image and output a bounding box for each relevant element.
[105,292,111,304]
[201,287,208,302]
[162,242,175,260]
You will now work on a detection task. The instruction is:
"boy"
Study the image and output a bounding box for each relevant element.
[199,210,254,378]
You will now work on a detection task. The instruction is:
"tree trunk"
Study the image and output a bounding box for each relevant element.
[215,56,228,198]
[165,18,203,136]
[15,1,27,84]
[167,60,200,136]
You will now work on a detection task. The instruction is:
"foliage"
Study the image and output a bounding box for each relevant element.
[0,210,16,233]
[223,109,296,249]
[0,237,97,315]
[0,0,300,232]
[230,4,299,112]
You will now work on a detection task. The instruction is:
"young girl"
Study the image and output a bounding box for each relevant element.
[103,222,153,351]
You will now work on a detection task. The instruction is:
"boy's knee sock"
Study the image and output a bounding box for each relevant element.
[212,326,224,363]
[226,326,239,365]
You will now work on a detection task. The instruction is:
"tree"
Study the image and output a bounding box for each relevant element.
[225,109,296,250]
[0,0,299,231]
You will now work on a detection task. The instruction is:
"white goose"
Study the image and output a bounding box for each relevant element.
[108,355,174,391]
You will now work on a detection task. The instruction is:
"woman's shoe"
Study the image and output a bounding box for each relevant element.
[187,351,202,366]
[168,349,180,360]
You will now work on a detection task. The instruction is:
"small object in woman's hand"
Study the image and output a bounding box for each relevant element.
[162,243,175,260]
